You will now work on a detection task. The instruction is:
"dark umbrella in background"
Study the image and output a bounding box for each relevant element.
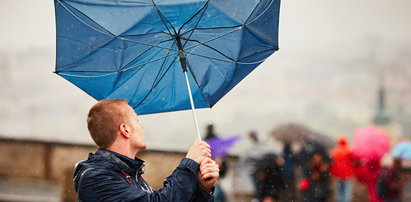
[271,123,312,143]
[305,132,335,152]
[54,0,281,139]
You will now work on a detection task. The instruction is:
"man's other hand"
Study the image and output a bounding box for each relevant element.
[198,158,219,193]
[186,136,211,164]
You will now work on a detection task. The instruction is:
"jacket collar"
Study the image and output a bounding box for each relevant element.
[93,149,145,175]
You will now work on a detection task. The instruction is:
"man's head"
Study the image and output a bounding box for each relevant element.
[337,136,348,146]
[87,99,146,152]
[393,158,402,170]
[248,131,258,143]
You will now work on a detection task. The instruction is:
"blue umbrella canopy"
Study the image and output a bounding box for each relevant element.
[390,142,411,160]
[54,0,281,115]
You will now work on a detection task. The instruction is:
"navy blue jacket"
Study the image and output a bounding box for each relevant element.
[74,149,214,202]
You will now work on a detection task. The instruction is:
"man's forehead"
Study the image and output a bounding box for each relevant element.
[124,104,138,116]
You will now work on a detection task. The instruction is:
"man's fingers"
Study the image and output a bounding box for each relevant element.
[200,163,219,172]
[200,158,214,167]
[200,161,218,170]
[201,141,211,149]
[198,141,211,151]
[200,159,219,175]
[201,167,220,176]
[202,172,219,180]
[200,145,211,154]
[194,137,210,149]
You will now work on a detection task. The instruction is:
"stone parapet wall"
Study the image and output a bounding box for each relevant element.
[0,138,186,187]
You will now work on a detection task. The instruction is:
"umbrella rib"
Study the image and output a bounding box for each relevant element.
[182,26,245,63]
[56,51,179,77]
[148,42,179,92]
[116,36,177,52]
[103,0,152,5]
[182,37,235,62]
[187,53,234,63]
[184,26,242,53]
[57,40,272,76]
[58,0,180,73]
[119,31,170,38]
[237,48,278,64]
[181,25,243,38]
[244,0,276,26]
[178,0,210,36]
[57,0,115,37]
[133,51,180,109]
[110,46,177,106]
[59,0,177,52]
[181,1,210,50]
[191,25,243,31]
[57,71,118,78]
[118,52,179,72]
[120,38,174,70]
[151,0,177,36]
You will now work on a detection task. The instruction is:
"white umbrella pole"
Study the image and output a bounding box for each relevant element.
[184,71,202,140]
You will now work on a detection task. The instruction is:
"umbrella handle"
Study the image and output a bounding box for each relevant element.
[184,71,202,141]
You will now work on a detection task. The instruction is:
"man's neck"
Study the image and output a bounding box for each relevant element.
[106,144,138,159]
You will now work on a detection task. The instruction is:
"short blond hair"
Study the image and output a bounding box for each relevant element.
[87,99,129,148]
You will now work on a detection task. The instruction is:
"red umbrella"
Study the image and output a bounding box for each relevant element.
[352,125,390,161]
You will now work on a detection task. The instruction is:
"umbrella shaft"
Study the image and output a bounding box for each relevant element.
[184,71,202,140]
[175,36,188,72]
[179,50,187,71]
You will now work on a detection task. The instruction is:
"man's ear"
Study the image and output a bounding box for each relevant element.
[119,123,131,138]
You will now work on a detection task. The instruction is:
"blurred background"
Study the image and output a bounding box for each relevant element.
[1,0,410,201]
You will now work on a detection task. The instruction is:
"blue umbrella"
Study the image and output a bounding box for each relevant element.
[390,142,411,160]
[54,0,281,138]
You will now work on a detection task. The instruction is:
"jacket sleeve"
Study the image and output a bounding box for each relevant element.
[190,187,215,202]
[155,158,214,202]
[77,158,210,202]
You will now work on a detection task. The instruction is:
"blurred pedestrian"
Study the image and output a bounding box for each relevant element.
[243,131,277,201]
[299,152,331,202]
[256,153,285,202]
[353,157,382,202]
[297,139,330,179]
[205,123,217,140]
[330,136,354,202]
[74,99,219,201]
[281,142,297,201]
[377,158,409,202]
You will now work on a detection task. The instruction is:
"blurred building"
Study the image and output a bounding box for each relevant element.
[372,82,401,146]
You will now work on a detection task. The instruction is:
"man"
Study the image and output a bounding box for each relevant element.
[74,99,219,201]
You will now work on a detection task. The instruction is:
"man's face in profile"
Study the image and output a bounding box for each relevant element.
[125,104,147,151]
